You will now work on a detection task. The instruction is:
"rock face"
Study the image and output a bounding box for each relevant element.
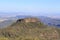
[16,18,40,23]
[24,18,39,23]
[16,19,24,23]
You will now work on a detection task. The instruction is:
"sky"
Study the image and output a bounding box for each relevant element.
[0,0,60,17]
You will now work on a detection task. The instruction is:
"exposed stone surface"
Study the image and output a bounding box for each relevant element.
[16,17,40,23]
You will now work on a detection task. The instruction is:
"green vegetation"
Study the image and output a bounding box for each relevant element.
[0,18,60,40]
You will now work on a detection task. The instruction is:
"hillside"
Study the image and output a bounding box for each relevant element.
[0,18,60,40]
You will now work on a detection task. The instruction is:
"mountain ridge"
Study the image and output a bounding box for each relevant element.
[0,17,60,40]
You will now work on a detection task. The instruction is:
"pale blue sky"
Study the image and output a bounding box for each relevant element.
[0,0,60,17]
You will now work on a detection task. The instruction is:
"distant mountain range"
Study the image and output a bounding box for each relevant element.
[37,16,60,27]
[0,20,16,28]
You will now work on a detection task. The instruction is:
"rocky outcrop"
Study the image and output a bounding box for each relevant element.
[16,17,40,23]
